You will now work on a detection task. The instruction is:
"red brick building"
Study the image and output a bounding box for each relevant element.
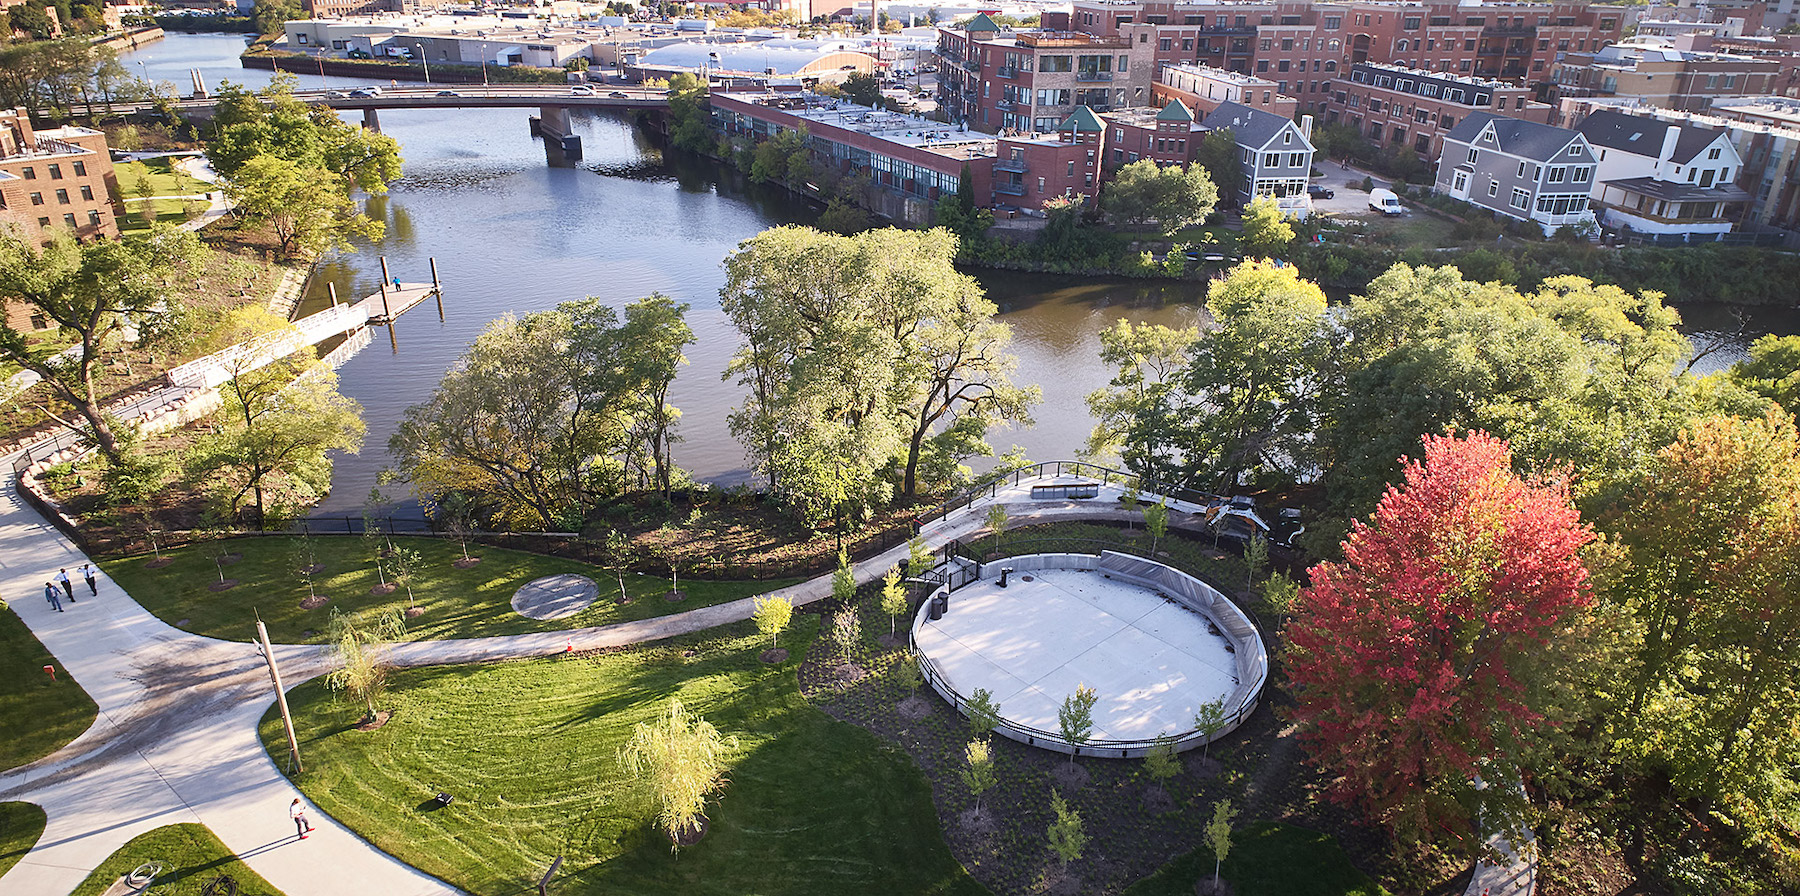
[0,108,121,246]
[1327,62,1554,160]
[938,16,1151,134]
[1101,99,1201,169]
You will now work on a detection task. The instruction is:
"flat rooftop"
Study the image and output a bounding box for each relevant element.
[915,566,1240,743]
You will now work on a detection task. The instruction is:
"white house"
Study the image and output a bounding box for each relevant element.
[1575,108,1750,237]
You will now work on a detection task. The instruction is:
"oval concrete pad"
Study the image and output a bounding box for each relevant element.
[511,574,599,620]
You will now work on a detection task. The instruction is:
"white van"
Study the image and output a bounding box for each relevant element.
[1368,188,1404,215]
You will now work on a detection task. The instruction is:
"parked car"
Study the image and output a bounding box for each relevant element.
[1307,184,1334,200]
[1368,188,1405,215]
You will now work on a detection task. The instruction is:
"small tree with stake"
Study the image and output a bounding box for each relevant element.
[1203,798,1237,893]
[984,504,1008,557]
[962,739,996,812]
[752,595,792,650]
[605,529,633,603]
[880,566,907,636]
[1194,698,1228,761]
[391,546,421,613]
[1143,731,1179,786]
[1243,533,1269,594]
[290,535,321,602]
[1143,500,1169,556]
[908,535,932,577]
[1058,684,1097,766]
[1047,789,1086,867]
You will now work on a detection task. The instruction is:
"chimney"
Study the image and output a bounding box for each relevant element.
[1659,122,1680,165]
[1300,114,1313,142]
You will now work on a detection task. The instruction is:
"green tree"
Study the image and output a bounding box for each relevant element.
[983,503,1007,555]
[0,226,204,464]
[1193,698,1227,761]
[1262,571,1299,628]
[1193,128,1242,205]
[186,308,366,529]
[614,294,696,498]
[1243,533,1268,592]
[1204,798,1237,889]
[908,534,932,576]
[290,535,321,602]
[1238,196,1295,258]
[1728,334,1800,412]
[1047,789,1086,866]
[390,546,421,612]
[751,594,793,649]
[1058,684,1097,765]
[1101,160,1219,236]
[8,4,54,39]
[880,566,907,635]
[840,71,882,106]
[324,608,406,723]
[750,126,806,185]
[664,72,712,153]
[1142,731,1179,786]
[618,699,738,852]
[1083,320,1200,468]
[961,739,996,811]
[225,155,384,259]
[964,687,1001,740]
[252,0,301,35]
[1143,500,1169,556]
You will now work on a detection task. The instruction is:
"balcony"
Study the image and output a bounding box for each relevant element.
[1482,25,1537,37]
[1016,31,1129,48]
[994,158,1029,173]
[1076,70,1114,81]
[996,66,1020,78]
[996,99,1015,110]
[995,181,1027,195]
[961,57,981,73]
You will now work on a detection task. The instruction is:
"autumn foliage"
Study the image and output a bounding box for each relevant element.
[1284,431,1594,842]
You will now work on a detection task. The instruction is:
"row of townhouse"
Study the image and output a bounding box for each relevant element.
[939,1,1630,129]
[707,87,1315,220]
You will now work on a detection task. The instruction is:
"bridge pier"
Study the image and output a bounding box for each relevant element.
[535,104,581,165]
[362,108,380,133]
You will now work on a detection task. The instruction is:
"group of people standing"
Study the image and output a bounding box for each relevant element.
[42,564,97,612]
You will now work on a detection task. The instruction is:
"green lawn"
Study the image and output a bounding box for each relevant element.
[0,606,98,771]
[0,802,46,881]
[101,536,800,645]
[1123,823,1392,896]
[113,158,209,236]
[260,617,987,896]
[68,823,286,896]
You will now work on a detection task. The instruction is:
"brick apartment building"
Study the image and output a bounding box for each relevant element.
[1553,38,1781,112]
[0,108,120,247]
[1101,99,1201,168]
[938,16,1152,133]
[1154,63,1295,118]
[1328,62,1554,160]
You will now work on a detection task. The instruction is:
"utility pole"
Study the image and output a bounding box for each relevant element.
[258,619,304,775]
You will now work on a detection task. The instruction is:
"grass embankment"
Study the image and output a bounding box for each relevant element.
[0,606,97,771]
[1121,822,1393,896]
[260,617,986,896]
[0,801,47,880]
[113,157,209,236]
[67,823,286,896]
[102,535,801,645]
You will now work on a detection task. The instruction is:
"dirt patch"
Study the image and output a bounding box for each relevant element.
[672,816,709,848]
[1049,761,1091,793]
[877,632,907,649]
[369,583,397,596]
[209,579,238,592]
[303,563,326,575]
[404,606,424,618]
[897,694,932,721]
[452,557,482,569]
[1140,785,1177,816]
[665,590,686,602]
[143,557,174,569]
[299,595,330,610]
[958,807,997,839]
[355,710,393,732]
[760,648,789,664]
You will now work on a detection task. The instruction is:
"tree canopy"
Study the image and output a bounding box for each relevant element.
[1101,161,1219,236]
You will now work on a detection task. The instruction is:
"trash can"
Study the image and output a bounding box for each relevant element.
[928,593,948,620]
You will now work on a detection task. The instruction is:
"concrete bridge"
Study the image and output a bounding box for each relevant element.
[98,84,672,162]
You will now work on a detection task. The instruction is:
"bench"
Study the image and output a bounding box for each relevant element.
[1030,481,1100,500]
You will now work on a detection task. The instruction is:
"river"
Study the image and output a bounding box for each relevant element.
[119,33,1799,518]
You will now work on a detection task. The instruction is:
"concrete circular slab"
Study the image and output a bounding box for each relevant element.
[511,574,599,620]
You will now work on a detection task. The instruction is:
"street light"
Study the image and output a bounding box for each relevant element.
[416,44,430,84]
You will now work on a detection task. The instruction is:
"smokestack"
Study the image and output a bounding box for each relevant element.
[1659,121,1680,165]
[1300,114,1314,142]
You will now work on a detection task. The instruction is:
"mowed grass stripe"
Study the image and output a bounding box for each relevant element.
[263,618,987,896]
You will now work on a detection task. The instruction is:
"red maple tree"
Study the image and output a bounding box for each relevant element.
[1284,431,1594,842]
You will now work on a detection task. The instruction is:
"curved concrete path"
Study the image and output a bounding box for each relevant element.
[0,468,1254,895]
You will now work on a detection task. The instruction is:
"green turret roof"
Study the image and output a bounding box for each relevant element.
[1155,99,1194,123]
[965,13,1000,32]
[1061,106,1106,132]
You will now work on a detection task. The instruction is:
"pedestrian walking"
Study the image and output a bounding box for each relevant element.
[81,563,97,596]
[45,582,63,612]
[290,799,312,839]
[55,568,75,603]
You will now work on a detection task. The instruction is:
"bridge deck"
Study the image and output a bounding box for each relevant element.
[354,283,438,325]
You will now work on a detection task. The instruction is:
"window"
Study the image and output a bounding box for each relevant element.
[1453,170,1469,192]
[1708,147,1721,160]
[48,164,61,179]
[1572,167,1590,183]
[62,213,77,228]
[1404,16,1420,30]
[1281,38,1293,51]
[1323,15,1340,29]
[55,188,69,204]
[1517,161,1527,178]
[79,185,93,201]
[1289,152,1304,166]
[87,210,101,227]
[22,167,34,180]
[1511,187,1529,209]
[72,161,85,176]
[1263,152,1279,167]
[1067,160,1075,176]
[1159,38,1171,51]
[1568,144,1582,156]
[30,192,44,206]
[1467,148,1478,164]
[1488,180,1499,197]
[1282,131,1291,145]
[37,217,50,227]
[1037,177,1045,193]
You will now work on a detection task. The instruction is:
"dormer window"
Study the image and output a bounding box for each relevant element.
[1282,131,1291,144]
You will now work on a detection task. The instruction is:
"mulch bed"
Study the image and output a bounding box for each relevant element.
[452,557,482,569]
[299,595,329,610]
[796,580,1468,896]
[208,579,238,592]
[369,583,397,596]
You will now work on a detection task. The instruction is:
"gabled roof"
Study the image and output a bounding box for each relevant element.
[964,12,1000,32]
[1155,99,1194,123]
[1444,111,1589,162]
[1061,105,1106,132]
[1576,109,1729,164]
[1201,101,1311,151]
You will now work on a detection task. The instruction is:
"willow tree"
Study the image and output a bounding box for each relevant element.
[619,700,738,851]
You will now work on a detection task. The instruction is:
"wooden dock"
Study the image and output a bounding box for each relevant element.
[353,282,440,325]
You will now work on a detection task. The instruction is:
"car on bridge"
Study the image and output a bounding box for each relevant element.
[571,85,595,95]
[437,90,461,97]
[609,91,628,98]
